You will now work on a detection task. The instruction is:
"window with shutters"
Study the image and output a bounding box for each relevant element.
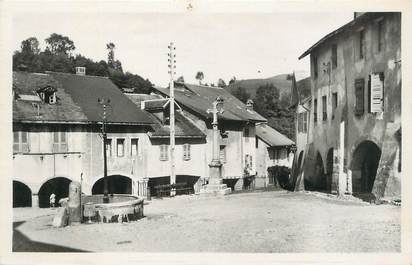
[314,99,318,124]
[297,113,302,133]
[332,93,338,119]
[377,19,384,53]
[313,56,318,79]
[183,143,191,161]
[332,44,338,69]
[130,138,139,157]
[322,96,327,121]
[160,144,168,161]
[355,78,365,116]
[303,112,308,133]
[105,138,112,157]
[219,145,226,163]
[117,138,125,157]
[244,128,249,142]
[13,131,29,153]
[369,73,384,113]
[359,29,365,60]
[53,130,68,152]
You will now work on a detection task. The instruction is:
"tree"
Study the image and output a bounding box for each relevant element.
[177,76,185,83]
[217,78,226,87]
[106,42,115,68]
[229,76,237,85]
[21,37,40,55]
[232,87,250,103]
[45,33,75,56]
[195,71,204,85]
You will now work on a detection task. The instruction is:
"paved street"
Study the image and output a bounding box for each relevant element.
[13,190,400,252]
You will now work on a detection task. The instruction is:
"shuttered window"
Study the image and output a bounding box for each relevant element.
[332,44,338,69]
[297,113,303,133]
[53,130,68,152]
[183,144,191,161]
[332,92,338,120]
[322,95,327,121]
[160,144,168,161]
[117,138,125,157]
[369,73,384,113]
[313,56,318,79]
[13,131,29,153]
[131,138,138,157]
[219,145,226,163]
[303,112,308,133]
[105,139,112,157]
[314,99,318,123]
[355,78,365,116]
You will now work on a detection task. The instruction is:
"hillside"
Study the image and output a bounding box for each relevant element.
[225,74,293,99]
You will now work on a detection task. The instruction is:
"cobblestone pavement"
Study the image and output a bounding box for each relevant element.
[13,190,400,252]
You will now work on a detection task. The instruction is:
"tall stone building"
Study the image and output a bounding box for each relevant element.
[294,12,401,201]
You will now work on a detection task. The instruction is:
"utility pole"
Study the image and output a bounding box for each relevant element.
[168,42,176,196]
[98,98,111,203]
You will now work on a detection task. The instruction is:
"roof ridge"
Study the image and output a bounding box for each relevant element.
[46,71,109,79]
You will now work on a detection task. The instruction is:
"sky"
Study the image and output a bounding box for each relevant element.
[12,12,353,86]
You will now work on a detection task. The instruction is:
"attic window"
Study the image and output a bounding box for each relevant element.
[37,86,57,105]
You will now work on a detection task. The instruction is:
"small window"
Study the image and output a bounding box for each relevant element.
[322,96,327,121]
[117,138,125,157]
[313,56,318,79]
[105,138,112,157]
[53,129,67,153]
[131,138,139,157]
[219,145,226,163]
[355,78,365,116]
[332,93,338,120]
[183,144,191,161]
[13,131,29,153]
[377,19,384,53]
[332,44,338,69]
[303,112,308,133]
[160,144,168,161]
[359,29,365,60]
[244,128,249,142]
[314,99,318,124]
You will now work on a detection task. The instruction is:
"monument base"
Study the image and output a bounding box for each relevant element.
[200,162,232,196]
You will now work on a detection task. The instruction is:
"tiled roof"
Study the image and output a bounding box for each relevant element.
[12,71,154,125]
[125,94,205,139]
[256,123,294,147]
[154,83,267,123]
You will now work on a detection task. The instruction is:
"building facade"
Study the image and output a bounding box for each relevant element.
[154,83,267,191]
[295,12,401,201]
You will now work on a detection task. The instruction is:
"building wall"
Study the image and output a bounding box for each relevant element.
[305,13,401,198]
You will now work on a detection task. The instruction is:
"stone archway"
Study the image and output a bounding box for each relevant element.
[326,148,334,193]
[351,140,382,196]
[38,177,72,208]
[92,175,132,195]
[305,151,326,191]
[13,180,32,208]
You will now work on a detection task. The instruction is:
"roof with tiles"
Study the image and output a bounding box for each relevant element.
[125,94,205,139]
[153,83,267,123]
[256,123,294,147]
[13,71,154,125]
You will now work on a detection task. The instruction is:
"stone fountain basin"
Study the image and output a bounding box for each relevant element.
[82,194,144,223]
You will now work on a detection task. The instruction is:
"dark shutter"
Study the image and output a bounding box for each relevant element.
[355,78,365,116]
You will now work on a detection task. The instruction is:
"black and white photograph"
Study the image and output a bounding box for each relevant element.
[1,1,411,264]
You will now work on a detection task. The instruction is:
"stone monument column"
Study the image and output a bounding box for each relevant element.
[200,97,231,196]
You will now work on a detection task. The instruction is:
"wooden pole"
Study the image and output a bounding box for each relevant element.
[168,42,176,196]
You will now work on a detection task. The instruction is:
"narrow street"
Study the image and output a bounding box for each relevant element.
[13,190,400,252]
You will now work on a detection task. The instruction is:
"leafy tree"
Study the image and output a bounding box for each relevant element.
[231,87,250,103]
[176,76,185,83]
[195,71,204,85]
[21,37,40,55]
[106,42,115,68]
[217,78,226,87]
[45,33,75,56]
[229,76,237,85]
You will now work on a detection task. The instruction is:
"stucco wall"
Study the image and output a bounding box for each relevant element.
[305,13,401,197]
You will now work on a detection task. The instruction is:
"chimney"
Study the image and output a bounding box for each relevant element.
[246,99,254,111]
[75,67,86,75]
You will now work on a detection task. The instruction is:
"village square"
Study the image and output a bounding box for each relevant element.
[10,11,401,253]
